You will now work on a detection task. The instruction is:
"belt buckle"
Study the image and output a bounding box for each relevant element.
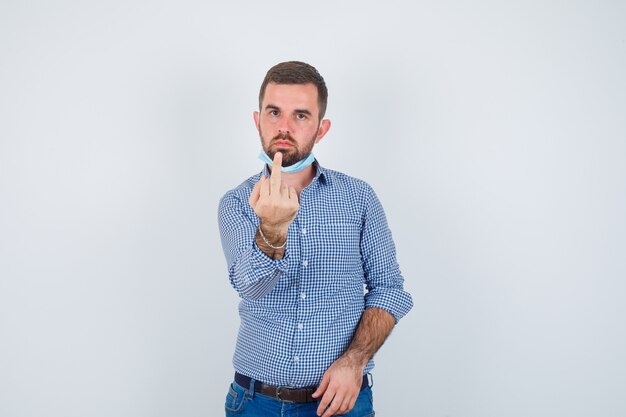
[275,387,295,403]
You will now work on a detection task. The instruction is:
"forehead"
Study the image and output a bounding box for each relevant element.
[262,82,319,110]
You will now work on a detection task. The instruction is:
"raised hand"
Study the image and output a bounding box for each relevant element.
[248,152,299,254]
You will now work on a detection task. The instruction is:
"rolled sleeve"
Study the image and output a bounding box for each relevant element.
[231,245,289,299]
[360,185,413,322]
[218,189,289,301]
[364,287,413,322]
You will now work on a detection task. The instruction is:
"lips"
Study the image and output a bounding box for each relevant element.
[272,139,295,148]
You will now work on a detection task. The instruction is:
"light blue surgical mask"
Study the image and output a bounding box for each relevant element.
[258,151,316,174]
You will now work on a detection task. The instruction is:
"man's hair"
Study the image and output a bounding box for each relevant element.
[259,61,328,119]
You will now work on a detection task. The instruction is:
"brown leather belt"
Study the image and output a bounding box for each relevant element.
[234,372,369,403]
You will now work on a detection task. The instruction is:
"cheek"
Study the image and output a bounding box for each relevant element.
[258,121,273,137]
[258,116,276,131]
[301,123,318,135]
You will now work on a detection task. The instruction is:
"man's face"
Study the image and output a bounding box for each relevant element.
[254,82,329,167]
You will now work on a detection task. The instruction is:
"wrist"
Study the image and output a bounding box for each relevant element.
[340,350,369,369]
[259,220,289,237]
[258,224,287,250]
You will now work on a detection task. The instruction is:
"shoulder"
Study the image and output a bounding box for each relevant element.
[219,173,261,211]
[321,167,376,200]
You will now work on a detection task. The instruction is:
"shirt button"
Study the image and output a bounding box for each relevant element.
[302,260,308,267]
[301,228,307,235]
[298,323,304,330]
[300,292,306,300]
[293,356,300,363]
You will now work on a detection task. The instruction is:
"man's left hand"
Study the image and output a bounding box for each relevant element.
[312,356,364,417]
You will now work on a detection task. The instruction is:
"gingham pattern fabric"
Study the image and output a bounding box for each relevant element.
[218,161,413,388]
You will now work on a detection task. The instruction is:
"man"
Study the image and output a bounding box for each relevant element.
[218,61,413,417]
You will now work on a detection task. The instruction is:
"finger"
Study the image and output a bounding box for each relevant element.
[312,373,329,398]
[320,391,341,417]
[288,186,298,201]
[347,394,358,412]
[270,152,283,193]
[318,388,340,417]
[317,391,334,417]
[340,393,356,415]
[259,174,270,197]
[248,179,261,207]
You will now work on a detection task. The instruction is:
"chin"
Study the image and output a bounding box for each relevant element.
[269,149,298,163]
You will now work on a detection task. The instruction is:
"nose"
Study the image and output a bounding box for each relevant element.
[276,114,293,135]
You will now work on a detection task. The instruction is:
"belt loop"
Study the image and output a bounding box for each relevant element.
[248,377,256,399]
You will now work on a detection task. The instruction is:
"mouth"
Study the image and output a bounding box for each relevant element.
[273,140,295,148]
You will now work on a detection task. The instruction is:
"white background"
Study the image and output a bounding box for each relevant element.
[1,1,625,416]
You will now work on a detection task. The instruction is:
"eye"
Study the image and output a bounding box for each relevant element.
[295,113,307,120]
[269,110,279,117]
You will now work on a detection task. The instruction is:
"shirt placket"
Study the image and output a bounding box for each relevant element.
[290,185,313,386]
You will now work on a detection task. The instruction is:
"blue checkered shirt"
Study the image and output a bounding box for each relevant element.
[218,161,413,388]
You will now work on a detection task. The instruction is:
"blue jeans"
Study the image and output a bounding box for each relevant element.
[224,380,375,417]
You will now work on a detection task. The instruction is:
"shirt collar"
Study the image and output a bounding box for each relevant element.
[261,159,330,186]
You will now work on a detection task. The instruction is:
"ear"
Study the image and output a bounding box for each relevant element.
[315,119,331,144]
[253,111,260,132]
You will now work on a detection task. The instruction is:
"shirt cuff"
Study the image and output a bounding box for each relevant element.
[364,288,414,322]
[231,245,290,300]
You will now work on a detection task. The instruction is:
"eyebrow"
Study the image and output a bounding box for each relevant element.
[264,104,312,116]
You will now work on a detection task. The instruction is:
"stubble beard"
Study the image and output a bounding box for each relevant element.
[260,129,317,167]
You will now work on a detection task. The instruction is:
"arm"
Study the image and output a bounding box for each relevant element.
[248,152,299,260]
[218,152,299,300]
[254,223,287,260]
[313,307,395,417]
[313,184,413,416]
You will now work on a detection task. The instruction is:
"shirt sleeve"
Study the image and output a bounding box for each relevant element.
[218,189,289,300]
[360,184,413,322]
